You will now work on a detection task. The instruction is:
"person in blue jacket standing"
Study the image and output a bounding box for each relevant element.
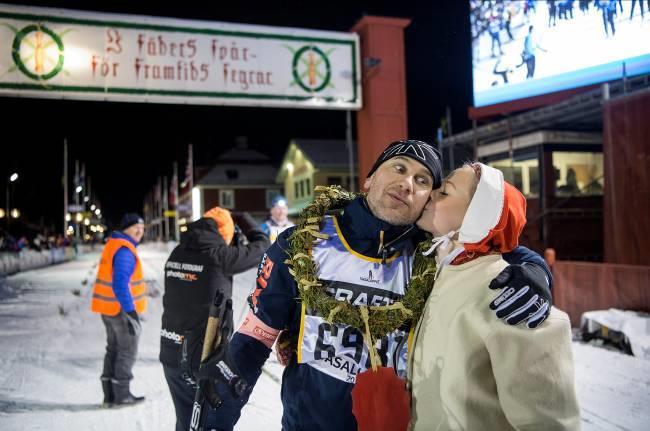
[91,213,147,406]
[201,140,554,431]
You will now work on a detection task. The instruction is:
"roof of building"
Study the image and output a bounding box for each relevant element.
[217,146,270,162]
[441,74,649,150]
[292,139,357,168]
[196,163,279,186]
[276,139,357,183]
[196,142,278,187]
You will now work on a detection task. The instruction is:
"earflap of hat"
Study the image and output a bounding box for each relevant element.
[458,164,505,244]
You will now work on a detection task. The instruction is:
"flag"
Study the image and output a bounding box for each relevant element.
[170,163,178,208]
[180,143,193,191]
[154,178,162,218]
[80,163,86,191]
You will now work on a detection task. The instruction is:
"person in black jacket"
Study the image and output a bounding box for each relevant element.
[159,206,269,431]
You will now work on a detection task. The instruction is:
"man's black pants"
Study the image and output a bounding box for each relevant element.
[101,313,139,385]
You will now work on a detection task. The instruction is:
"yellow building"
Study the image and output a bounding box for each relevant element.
[276,139,358,216]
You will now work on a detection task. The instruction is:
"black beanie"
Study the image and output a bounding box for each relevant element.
[119,213,144,231]
[366,140,443,189]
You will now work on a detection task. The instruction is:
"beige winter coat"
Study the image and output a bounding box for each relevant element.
[408,254,581,430]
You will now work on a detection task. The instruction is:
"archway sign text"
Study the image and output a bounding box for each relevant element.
[0,4,361,109]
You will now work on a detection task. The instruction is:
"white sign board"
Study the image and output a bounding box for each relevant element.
[0,4,361,109]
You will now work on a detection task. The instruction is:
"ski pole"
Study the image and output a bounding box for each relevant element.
[189,291,229,431]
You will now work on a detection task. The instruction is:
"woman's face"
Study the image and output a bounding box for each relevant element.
[416,166,477,237]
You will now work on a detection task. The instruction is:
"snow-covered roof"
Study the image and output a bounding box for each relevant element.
[196,163,278,187]
[292,139,357,169]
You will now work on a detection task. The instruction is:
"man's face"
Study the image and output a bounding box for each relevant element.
[124,223,145,244]
[363,156,433,226]
[270,204,288,223]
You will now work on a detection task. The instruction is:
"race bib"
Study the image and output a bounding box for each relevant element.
[299,305,411,383]
[297,215,413,383]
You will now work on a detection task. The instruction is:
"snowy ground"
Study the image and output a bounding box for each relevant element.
[1,245,649,430]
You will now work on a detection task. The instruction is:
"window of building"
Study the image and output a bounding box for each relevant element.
[292,178,313,200]
[553,152,604,196]
[488,155,540,197]
[219,189,235,209]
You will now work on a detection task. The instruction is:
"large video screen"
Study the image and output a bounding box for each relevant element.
[471,0,650,108]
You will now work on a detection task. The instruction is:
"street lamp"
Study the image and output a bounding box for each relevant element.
[90,204,96,211]
[0,208,4,218]
[10,209,20,219]
[6,172,18,228]
[75,185,83,194]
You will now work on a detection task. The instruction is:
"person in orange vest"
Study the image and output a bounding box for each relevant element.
[91,213,146,407]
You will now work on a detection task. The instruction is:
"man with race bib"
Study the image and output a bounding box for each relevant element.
[203,140,553,431]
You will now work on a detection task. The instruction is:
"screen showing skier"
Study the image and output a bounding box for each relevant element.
[470,0,650,108]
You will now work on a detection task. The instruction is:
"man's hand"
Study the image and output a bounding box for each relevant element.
[231,212,259,235]
[275,330,297,366]
[195,298,249,406]
[196,341,249,403]
[489,264,551,328]
[124,310,142,336]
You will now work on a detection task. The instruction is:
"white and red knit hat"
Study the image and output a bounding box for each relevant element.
[459,163,527,254]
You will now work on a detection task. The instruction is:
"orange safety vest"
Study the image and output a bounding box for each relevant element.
[91,237,147,316]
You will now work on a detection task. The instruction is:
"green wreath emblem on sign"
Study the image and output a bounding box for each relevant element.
[11,24,65,81]
[289,45,334,93]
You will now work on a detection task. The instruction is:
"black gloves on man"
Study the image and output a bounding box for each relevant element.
[231,212,259,235]
[489,263,552,329]
[195,299,250,408]
[125,310,141,336]
[196,340,249,405]
[231,212,262,246]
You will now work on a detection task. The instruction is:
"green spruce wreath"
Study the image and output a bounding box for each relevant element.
[285,186,437,348]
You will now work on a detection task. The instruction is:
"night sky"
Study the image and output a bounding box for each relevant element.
[0,0,473,232]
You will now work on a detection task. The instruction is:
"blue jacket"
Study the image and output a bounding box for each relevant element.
[214,197,552,430]
[110,231,139,313]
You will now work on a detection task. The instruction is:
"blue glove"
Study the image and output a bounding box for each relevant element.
[489,264,551,328]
